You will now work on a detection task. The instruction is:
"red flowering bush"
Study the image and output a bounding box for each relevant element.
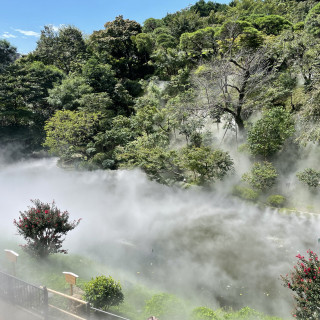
[281,250,320,319]
[14,199,81,258]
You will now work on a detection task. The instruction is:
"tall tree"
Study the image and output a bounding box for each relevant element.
[191,47,273,131]
[0,60,64,125]
[89,16,149,79]
[34,25,87,74]
[0,40,18,73]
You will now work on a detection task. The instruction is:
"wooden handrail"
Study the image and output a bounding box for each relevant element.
[49,304,86,320]
[46,288,87,304]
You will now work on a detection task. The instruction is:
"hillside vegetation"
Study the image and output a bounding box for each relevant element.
[2,0,320,208]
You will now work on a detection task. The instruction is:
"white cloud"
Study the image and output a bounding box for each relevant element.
[47,24,65,32]
[14,29,40,37]
[1,32,17,39]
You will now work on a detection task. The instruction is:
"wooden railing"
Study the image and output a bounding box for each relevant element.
[0,270,131,320]
[47,288,90,319]
[0,270,48,318]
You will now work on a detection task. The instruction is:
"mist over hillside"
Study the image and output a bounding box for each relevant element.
[1,154,319,318]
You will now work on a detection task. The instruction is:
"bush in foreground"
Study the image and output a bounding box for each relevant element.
[14,199,81,258]
[281,250,320,319]
[84,275,124,311]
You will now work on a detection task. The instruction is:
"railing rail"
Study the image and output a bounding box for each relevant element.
[46,288,90,319]
[90,307,131,320]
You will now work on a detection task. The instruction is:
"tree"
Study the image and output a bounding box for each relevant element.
[247,107,295,158]
[47,75,93,111]
[251,15,292,35]
[82,58,116,93]
[77,92,113,114]
[180,27,217,59]
[190,0,227,17]
[217,20,264,51]
[142,18,164,33]
[242,161,278,191]
[116,132,182,183]
[281,250,320,319]
[44,110,102,163]
[0,40,18,73]
[84,275,124,310]
[180,146,234,185]
[133,33,153,61]
[155,32,177,50]
[305,2,320,38]
[0,60,64,151]
[163,9,203,39]
[0,61,64,123]
[34,25,87,74]
[191,47,272,131]
[13,199,80,258]
[151,48,188,79]
[297,168,320,189]
[88,16,146,79]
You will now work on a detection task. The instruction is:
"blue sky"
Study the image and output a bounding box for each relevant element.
[0,0,229,54]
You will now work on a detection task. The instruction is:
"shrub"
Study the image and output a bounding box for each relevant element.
[14,199,81,258]
[297,168,320,188]
[191,306,218,320]
[224,306,279,319]
[144,293,187,320]
[281,250,320,319]
[242,162,278,191]
[232,185,260,202]
[84,275,124,311]
[266,195,286,208]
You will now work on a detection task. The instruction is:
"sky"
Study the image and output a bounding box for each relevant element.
[0,0,230,54]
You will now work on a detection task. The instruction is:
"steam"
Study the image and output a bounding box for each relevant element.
[0,155,319,318]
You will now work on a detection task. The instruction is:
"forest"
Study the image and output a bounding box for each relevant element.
[2,0,320,206]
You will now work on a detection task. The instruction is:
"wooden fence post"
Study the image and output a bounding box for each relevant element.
[43,286,49,320]
[85,302,91,320]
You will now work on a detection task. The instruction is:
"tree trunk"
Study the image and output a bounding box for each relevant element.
[235,115,245,132]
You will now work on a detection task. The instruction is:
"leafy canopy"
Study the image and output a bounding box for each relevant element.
[247,107,295,158]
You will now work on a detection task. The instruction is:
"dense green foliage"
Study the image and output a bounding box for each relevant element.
[232,185,260,201]
[84,275,124,311]
[266,194,286,207]
[247,107,295,158]
[13,200,80,258]
[3,0,320,192]
[297,168,320,188]
[242,161,278,191]
[0,40,18,73]
[43,110,102,165]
